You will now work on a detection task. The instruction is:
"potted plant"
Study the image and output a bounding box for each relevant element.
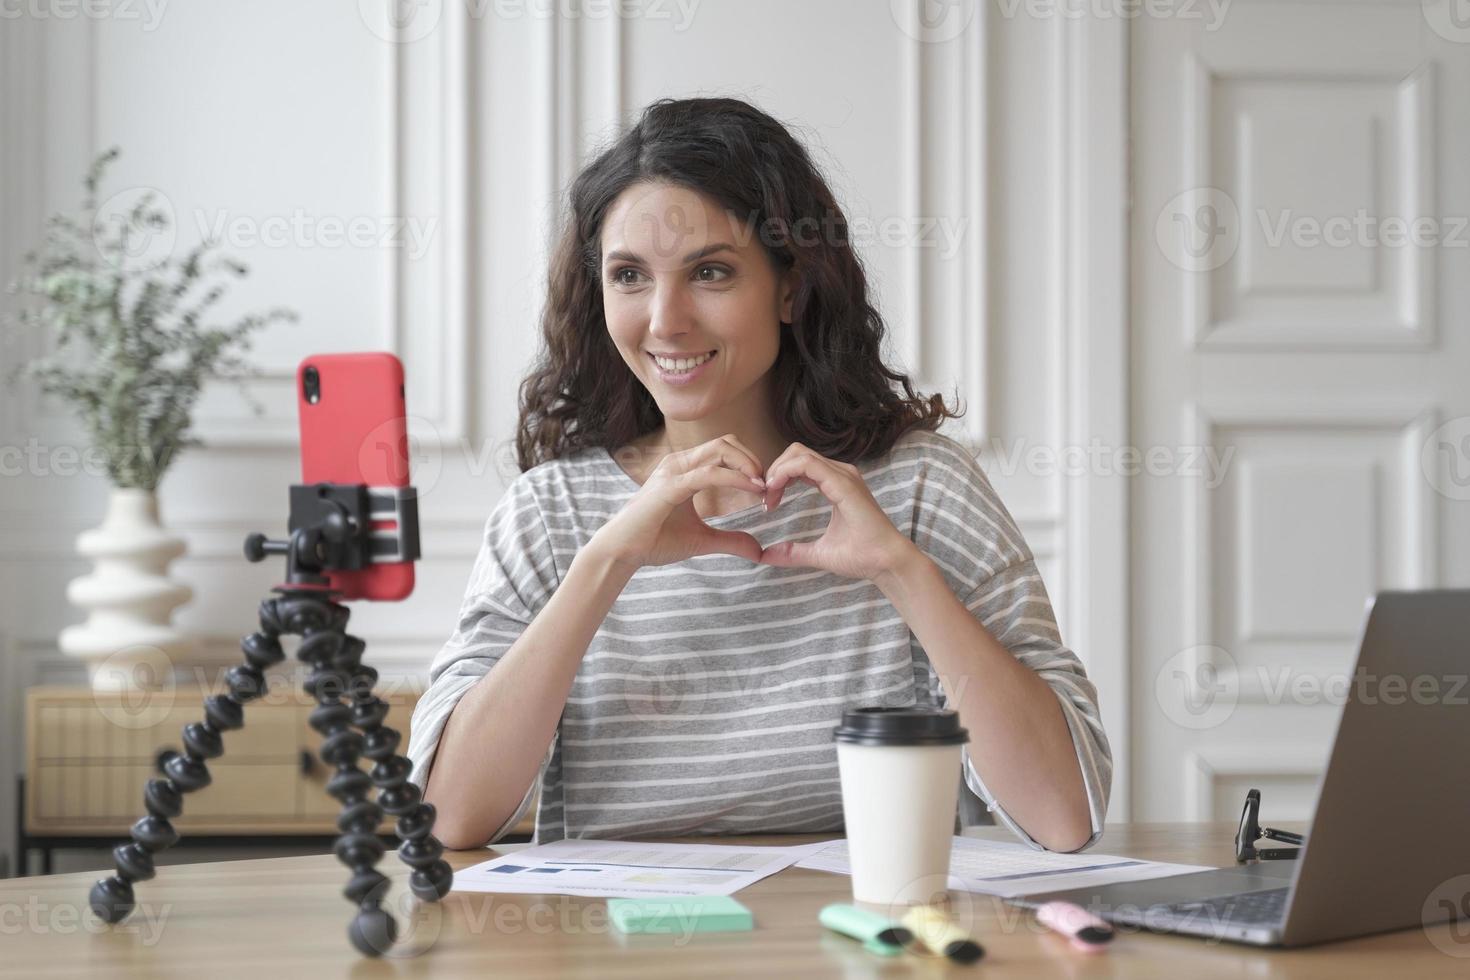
[4,148,297,691]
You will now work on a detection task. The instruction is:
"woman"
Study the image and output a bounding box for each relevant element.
[406,97,1111,853]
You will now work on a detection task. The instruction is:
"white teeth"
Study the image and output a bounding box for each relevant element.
[653,351,714,372]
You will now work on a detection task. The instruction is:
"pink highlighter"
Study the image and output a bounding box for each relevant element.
[1035,901,1115,953]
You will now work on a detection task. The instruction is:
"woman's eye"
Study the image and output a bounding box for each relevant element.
[608,265,728,286]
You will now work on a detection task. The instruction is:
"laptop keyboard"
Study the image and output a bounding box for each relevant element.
[1159,886,1290,927]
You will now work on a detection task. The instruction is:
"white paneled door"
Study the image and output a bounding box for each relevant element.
[1131,1,1470,821]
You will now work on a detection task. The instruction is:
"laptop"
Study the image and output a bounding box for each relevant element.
[1008,590,1470,947]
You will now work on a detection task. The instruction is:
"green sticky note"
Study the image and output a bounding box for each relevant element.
[607,895,754,934]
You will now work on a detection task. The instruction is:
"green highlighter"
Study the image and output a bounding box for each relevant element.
[607,895,755,935]
[819,903,915,956]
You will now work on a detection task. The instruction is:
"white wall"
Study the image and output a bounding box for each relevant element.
[0,0,1128,870]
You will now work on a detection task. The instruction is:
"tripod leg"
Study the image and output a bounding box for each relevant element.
[290,594,398,958]
[333,634,453,902]
[88,597,285,924]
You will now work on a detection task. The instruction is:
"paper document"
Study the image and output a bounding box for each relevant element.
[796,836,1212,899]
[454,838,838,898]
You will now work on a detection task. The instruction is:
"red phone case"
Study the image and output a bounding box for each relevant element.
[296,353,415,601]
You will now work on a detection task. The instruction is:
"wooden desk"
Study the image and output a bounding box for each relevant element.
[0,822,1461,978]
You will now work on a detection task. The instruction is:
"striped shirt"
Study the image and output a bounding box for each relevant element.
[406,427,1112,851]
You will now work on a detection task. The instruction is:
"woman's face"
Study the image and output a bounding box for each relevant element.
[600,181,796,423]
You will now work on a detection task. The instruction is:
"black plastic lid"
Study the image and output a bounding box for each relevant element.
[833,706,969,746]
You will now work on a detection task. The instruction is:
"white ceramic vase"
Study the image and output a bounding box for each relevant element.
[58,487,198,691]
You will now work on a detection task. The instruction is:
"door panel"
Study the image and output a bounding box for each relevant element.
[1132,1,1469,821]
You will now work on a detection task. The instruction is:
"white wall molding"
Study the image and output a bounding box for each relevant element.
[1180,400,1439,704]
[1180,52,1436,352]
[1057,10,1131,821]
[1,4,48,880]
[1183,744,1330,822]
[397,0,473,448]
[900,2,991,446]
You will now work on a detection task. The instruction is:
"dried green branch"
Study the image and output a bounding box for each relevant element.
[3,148,298,490]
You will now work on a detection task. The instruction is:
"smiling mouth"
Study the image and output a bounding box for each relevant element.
[648,350,717,373]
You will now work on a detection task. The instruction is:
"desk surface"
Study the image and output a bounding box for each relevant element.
[0,822,1461,978]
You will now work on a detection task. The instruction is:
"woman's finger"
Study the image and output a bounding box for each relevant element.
[661,442,755,486]
[757,538,816,568]
[715,434,765,482]
[677,463,766,499]
[691,439,764,486]
[694,528,763,563]
[764,452,850,510]
[764,439,804,478]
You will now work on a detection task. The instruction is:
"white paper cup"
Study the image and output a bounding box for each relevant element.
[834,706,968,906]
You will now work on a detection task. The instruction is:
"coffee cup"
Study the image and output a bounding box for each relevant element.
[833,705,969,906]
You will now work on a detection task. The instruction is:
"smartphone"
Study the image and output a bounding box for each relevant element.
[296,352,417,601]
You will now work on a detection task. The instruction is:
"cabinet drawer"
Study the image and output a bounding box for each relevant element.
[25,685,427,836]
[30,763,300,826]
[31,700,298,764]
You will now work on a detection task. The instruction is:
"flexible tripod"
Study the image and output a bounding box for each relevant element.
[87,482,455,957]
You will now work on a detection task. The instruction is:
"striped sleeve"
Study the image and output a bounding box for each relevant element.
[405,474,562,842]
[906,433,1113,853]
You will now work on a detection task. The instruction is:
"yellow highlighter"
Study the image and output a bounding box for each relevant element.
[902,904,987,964]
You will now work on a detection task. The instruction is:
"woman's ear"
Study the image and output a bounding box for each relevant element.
[778,268,799,325]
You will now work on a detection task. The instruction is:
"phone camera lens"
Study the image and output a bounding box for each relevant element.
[303,366,321,404]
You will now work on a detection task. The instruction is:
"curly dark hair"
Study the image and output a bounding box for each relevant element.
[514,96,963,473]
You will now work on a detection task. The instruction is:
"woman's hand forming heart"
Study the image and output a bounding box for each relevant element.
[757,441,921,581]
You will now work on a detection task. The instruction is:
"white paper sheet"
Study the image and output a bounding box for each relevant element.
[795,836,1212,899]
[453,838,840,898]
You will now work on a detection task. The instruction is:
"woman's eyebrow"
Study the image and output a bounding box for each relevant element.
[603,242,738,266]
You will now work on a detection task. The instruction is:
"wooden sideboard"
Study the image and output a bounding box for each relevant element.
[21,683,534,859]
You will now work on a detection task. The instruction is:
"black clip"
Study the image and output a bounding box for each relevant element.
[1235,788,1307,862]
